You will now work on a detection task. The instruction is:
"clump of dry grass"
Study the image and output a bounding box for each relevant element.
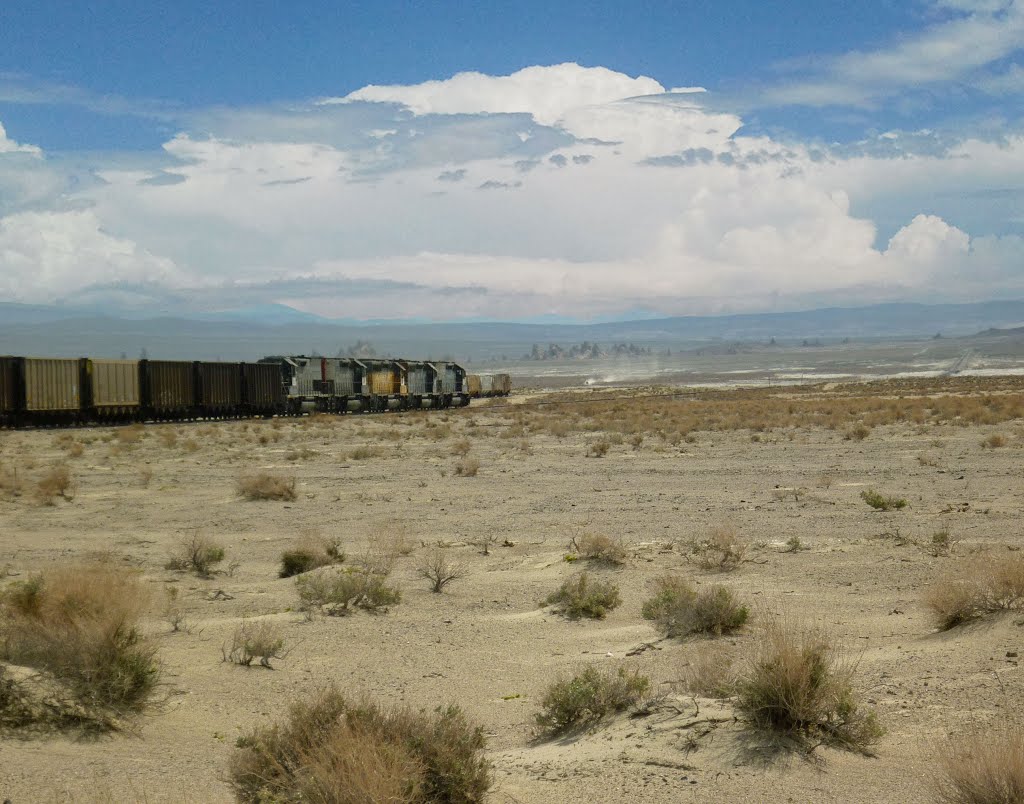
[166,533,226,578]
[67,442,84,458]
[34,464,73,505]
[534,665,649,737]
[734,619,882,753]
[158,429,178,448]
[567,532,628,566]
[924,553,1024,629]
[224,619,287,668]
[229,686,490,803]
[416,549,468,593]
[451,438,472,457]
[238,472,297,501]
[348,445,382,461]
[935,726,1024,804]
[691,524,747,571]
[641,576,749,637]
[543,572,621,620]
[280,533,345,578]
[981,433,1008,449]
[455,457,481,477]
[182,438,200,453]
[681,646,739,698]
[844,423,871,441]
[0,563,159,722]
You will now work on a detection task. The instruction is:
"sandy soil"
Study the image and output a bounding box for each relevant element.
[1,393,1022,803]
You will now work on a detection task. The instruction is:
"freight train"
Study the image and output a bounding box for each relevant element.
[0,355,511,427]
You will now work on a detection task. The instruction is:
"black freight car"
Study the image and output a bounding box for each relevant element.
[141,360,196,420]
[241,362,284,416]
[195,362,243,417]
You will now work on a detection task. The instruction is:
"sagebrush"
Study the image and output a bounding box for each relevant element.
[535,665,649,736]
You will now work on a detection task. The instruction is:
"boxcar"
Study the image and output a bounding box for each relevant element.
[241,362,284,416]
[0,357,19,421]
[142,360,196,419]
[87,359,141,418]
[466,374,482,398]
[195,362,242,415]
[23,357,83,416]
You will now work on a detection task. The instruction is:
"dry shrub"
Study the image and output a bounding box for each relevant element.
[280,533,345,578]
[416,549,468,593]
[534,665,649,737]
[116,424,145,445]
[642,576,748,637]
[67,442,84,458]
[451,438,472,457]
[0,464,24,500]
[158,429,178,448]
[935,726,1024,804]
[544,572,621,620]
[238,472,297,501]
[692,524,747,571]
[296,567,401,617]
[224,619,286,668]
[735,619,882,753]
[166,533,226,577]
[454,457,481,477]
[0,563,159,719]
[844,424,871,441]
[586,440,610,458]
[34,464,73,506]
[229,686,490,803]
[568,532,628,566]
[924,553,1024,629]
[285,447,318,461]
[981,433,1008,449]
[182,438,200,453]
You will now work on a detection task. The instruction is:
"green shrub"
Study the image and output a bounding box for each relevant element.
[534,666,649,737]
[860,489,907,511]
[230,686,490,803]
[280,534,345,578]
[296,567,401,616]
[642,576,748,637]
[544,572,621,619]
[165,533,226,577]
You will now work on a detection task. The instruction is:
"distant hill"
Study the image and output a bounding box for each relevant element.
[2,299,1024,361]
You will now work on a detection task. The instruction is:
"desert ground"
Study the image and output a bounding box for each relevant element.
[1,377,1023,802]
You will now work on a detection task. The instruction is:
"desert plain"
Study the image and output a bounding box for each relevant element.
[1,376,1023,803]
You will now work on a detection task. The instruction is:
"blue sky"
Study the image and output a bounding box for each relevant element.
[1,1,1023,321]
